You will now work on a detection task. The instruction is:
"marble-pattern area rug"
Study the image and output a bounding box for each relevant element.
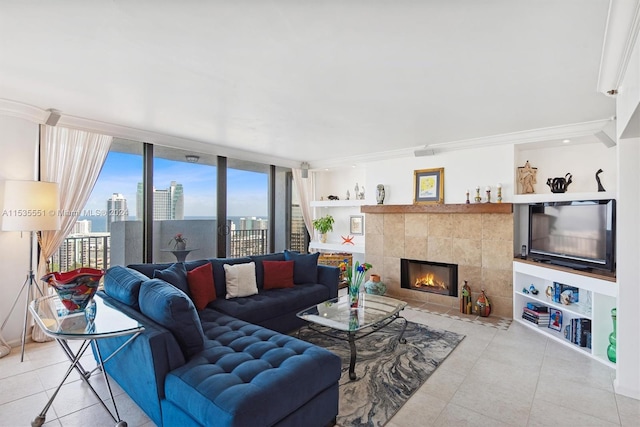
[297,320,465,426]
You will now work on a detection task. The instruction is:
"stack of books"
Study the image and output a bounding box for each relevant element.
[521,302,550,327]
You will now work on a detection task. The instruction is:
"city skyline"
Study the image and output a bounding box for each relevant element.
[82,151,269,222]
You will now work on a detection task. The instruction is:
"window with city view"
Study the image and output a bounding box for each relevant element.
[50,140,282,271]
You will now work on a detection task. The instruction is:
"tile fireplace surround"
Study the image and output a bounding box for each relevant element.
[363,204,514,318]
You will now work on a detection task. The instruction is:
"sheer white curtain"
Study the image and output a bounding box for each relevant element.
[37,125,112,282]
[292,168,315,239]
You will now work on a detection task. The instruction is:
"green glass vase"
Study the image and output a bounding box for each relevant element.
[607,308,617,363]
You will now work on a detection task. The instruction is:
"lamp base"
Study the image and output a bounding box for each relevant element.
[0,344,10,358]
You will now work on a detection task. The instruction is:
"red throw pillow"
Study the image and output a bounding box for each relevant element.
[263,260,295,290]
[187,262,216,310]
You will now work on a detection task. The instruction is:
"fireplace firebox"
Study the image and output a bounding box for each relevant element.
[400,258,458,297]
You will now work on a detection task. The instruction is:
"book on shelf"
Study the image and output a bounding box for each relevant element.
[526,302,549,313]
[564,318,592,347]
[523,307,550,319]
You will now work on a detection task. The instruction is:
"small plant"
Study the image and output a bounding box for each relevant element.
[312,215,335,234]
[169,233,187,249]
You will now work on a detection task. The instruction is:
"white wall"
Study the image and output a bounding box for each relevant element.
[363,145,515,205]
[614,136,640,399]
[0,116,39,345]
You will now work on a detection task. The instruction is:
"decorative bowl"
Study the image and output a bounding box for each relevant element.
[42,268,104,313]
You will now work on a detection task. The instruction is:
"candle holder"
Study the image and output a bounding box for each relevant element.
[465,191,470,204]
[485,189,491,203]
[497,187,502,203]
[474,188,481,203]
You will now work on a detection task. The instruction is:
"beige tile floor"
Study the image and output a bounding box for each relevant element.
[0,298,638,426]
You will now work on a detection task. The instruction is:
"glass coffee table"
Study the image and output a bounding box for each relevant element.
[297,293,408,380]
[29,294,144,427]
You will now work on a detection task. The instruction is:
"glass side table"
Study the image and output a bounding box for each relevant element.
[29,294,144,427]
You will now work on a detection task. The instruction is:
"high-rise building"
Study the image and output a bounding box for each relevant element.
[136,181,184,220]
[107,193,128,231]
[72,219,91,235]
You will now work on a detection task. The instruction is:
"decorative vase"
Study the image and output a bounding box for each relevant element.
[42,268,104,313]
[175,241,187,250]
[348,283,360,308]
[320,233,327,243]
[607,307,617,363]
[376,184,385,204]
[364,274,386,295]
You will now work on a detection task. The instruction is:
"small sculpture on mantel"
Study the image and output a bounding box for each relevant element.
[596,169,606,192]
[517,160,538,194]
[346,190,350,200]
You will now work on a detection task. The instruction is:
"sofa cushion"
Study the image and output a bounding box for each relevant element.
[129,259,209,279]
[165,312,341,427]
[187,262,216,310]
[139,278,205,359]
[102,265,149,310]
[249,252,286,289]
[284,250,320,284]
[209,283,330,326]
[224,262,258,299]
[263,260,294,290]
[153,263,190,295]
[210,257,252,299]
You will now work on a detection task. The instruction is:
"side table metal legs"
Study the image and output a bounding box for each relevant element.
[348,333,357,380]
[31,338,130,427]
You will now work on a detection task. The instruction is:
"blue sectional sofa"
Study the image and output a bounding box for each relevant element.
[95,251,342,427]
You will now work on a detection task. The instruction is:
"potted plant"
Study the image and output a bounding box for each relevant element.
[169,233,187,250]
[312,215,334,243]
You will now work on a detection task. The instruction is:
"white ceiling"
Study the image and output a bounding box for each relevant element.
[0,1,616,167]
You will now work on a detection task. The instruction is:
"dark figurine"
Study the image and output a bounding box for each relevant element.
[327,195,340,200]
[546,173,572,193]
[596,169,606,192]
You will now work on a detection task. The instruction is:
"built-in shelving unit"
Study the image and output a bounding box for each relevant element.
[310,200,366,208]
[513,259,617,367]
[309,199,366,261]
[512,191,616,204]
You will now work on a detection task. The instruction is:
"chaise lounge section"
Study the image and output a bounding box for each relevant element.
[95,251,342,427]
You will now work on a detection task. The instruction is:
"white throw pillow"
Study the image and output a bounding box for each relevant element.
[224,262,258,299]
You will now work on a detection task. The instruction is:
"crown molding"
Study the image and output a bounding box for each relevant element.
[0,99,300,169]
[310,119,614,170]
[597,0,640,94]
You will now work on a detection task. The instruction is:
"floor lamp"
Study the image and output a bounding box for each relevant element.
[0,180,60,361]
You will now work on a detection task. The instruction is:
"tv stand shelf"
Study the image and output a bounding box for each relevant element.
[513,259,617,367]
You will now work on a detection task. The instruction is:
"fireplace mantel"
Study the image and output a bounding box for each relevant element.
[361,203,513,214]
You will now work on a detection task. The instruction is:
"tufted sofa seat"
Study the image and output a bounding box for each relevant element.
[163,312,340,426]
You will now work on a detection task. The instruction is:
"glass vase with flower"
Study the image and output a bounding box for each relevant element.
[339,259,372,308]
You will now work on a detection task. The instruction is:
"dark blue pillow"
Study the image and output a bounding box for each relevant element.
[103,265,149,310]
[139,279,205,359]
[284,250,320,284]
[154,263,189,296]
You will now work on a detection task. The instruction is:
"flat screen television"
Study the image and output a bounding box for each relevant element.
[528,199,616,272]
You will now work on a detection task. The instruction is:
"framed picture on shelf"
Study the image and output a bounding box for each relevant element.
[413,167,444,204]
[548,308,563,332]
[349,215,364,235]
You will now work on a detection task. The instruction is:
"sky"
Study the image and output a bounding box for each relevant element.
[84,151,268,220]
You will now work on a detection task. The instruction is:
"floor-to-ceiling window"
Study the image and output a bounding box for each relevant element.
[152,147,217,263]
[226,159,269,257]
[51,140,297,269]
[49,139,144,270]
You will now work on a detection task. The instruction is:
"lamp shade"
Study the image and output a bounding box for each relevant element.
[0,180,60,231]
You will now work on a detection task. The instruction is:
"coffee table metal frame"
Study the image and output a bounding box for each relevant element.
[297,293,408,380]
[28,294,144,427]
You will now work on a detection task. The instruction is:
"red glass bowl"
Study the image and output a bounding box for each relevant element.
[42,268,104,313]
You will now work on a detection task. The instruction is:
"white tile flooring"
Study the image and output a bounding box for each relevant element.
[1,299,638,426]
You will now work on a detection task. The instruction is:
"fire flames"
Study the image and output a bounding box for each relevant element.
[413,272,446,289]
